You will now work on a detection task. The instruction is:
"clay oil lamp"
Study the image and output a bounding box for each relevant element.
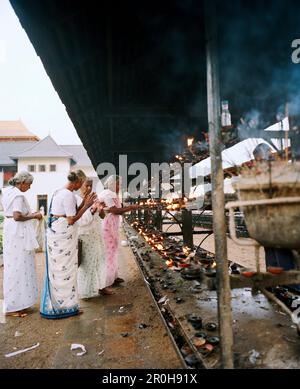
[181,266,203,280]
[207,336,220,346]
[194,331,207,339]
[187,313,203,330]
[241,269,257,278]
[191,284,203,293]
[230,263,240,274]
[205,322,218,331]
[267,266,284,275]
[180,345,193,357]
[198,343,214,355]
[197,250,208,259]
[200,258,214,266]
[191,336,206,348]
[184,354,199,367]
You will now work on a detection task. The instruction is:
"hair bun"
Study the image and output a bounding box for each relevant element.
[67,171,77,182]
[67,169,86,182]
[8,177,16,186]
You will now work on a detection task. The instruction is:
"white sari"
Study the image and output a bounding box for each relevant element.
[2,186,39,313]
[76,195,106,298]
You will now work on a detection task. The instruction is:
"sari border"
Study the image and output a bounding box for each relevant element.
[40,309,79,320]
[40,214,78,320]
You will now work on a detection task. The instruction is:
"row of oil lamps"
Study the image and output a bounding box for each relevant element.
[130,221,195,268]
[136,197,190,211]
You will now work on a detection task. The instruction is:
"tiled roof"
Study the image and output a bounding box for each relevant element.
[0,136,94,169]
[0,120,39,140]
[0,141,37,165]
[13,135,74,158]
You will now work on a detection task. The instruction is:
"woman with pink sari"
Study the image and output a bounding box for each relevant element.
[97,175,138,294]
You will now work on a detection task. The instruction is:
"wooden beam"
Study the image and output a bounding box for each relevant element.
[205,0,234,369]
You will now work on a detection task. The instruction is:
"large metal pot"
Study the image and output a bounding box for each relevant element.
[233,161,300,249]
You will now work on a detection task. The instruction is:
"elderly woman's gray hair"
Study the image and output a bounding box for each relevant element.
[104,175,121,191]
[8,171,34,186]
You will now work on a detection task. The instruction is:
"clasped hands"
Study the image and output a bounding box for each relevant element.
[91,199,105,215]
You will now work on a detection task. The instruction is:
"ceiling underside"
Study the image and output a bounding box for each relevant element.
[10,0,208,170]
[10,0,300,171]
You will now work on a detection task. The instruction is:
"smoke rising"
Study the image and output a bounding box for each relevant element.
[218,0,300,124]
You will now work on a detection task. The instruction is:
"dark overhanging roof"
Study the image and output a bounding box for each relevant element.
[10,0,208,171]
[10,0,300,172]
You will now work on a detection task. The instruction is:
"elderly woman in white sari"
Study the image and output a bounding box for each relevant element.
[97,175,139,291]
[40,170,96,319]
[2,171,43,317]
[76,178,107,298]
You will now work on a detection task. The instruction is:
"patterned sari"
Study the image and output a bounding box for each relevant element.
[99,190,121,287]
[76,195,106,298]
[40,195,79,319]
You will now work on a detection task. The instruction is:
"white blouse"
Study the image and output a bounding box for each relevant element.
[4,195,28,216]
[75,195,94,234]
[50,188,77,216]
[98,189,119,208]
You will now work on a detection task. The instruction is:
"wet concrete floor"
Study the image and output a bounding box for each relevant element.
[125,224,300,369]
[0,230,183,369]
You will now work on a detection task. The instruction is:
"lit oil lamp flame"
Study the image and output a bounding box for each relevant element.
[211,261,217,268]
[166,259,174,267]
[183,246,190,255]
[187,137,194,147]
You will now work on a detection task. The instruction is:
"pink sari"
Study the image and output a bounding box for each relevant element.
[100,191,121,287]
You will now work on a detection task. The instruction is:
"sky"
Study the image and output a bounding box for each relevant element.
[0,0,82,145]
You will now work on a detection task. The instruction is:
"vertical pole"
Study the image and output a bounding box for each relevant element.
[285,103,289,162]
[155,209,163,230]
[181,160,193,249]
[182,209,193,249]
[155,170,163,230]
[204,0,234,368]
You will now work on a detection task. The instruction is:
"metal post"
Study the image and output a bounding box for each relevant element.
[155,209,163,230]
[155,170,163,230]
[181,209,193,249]
[204,0,234,368]
[144,209,150,224]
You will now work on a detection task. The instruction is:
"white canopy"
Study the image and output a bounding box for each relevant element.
[190,117,289,179]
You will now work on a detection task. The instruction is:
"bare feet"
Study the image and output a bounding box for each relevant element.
[99,287,115,295]
[6,311,28,318]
